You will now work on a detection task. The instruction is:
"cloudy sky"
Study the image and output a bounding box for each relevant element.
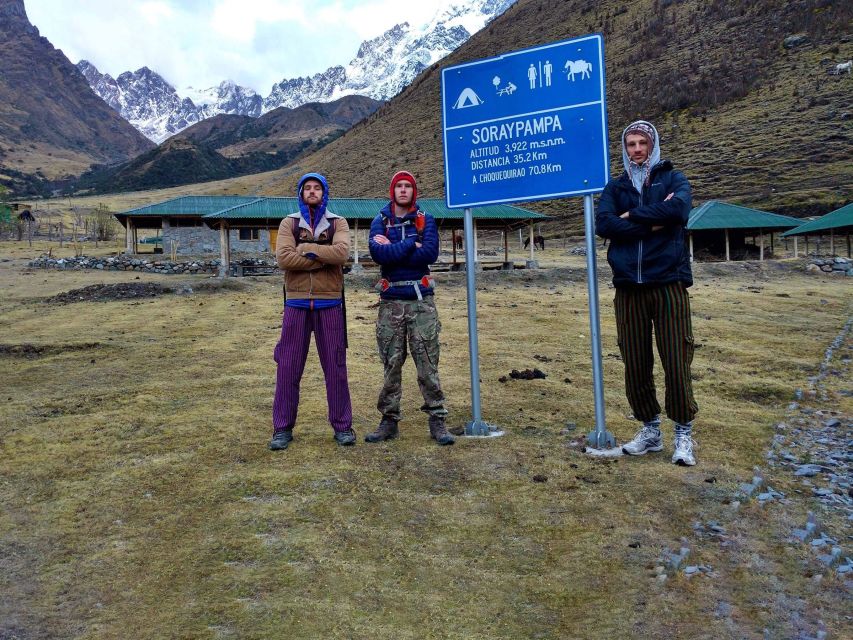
[27,0,452,94]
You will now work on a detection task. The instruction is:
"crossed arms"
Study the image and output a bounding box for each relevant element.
[596,171,692,241]
[276,217,351,271]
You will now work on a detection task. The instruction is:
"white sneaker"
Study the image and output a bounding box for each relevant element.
[672,433,697,466]
[622,425,663,456]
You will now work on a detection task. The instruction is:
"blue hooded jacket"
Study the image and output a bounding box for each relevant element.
[368,201,440,300]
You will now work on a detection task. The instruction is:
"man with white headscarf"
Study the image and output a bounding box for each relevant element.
[595,120,699,466]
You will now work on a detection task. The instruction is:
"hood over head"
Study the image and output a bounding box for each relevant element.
[389,170,418,214]
[297,172,329,229]
[621,120,660,193]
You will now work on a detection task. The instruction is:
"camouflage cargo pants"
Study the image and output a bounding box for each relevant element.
[376,297,448,420]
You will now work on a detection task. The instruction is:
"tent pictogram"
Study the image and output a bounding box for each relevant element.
[453,87,484,109]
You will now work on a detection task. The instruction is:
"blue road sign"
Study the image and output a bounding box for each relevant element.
[441,34,609,208]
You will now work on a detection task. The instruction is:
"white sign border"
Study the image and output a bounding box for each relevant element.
[441,34,609,209]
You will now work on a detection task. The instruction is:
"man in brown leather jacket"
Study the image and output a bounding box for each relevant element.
[269,173,355,450]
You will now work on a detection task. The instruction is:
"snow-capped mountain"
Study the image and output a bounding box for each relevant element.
[183,81,263,120]
[264,0,516,110]
[80,0,516,143]
[78,61,262,143]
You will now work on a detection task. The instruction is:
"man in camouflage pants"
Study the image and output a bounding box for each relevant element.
[366,171,453,445]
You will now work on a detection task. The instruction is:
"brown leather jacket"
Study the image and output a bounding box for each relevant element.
[275,212,350,299]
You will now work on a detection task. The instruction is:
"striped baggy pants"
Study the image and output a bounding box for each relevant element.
[272,305,352,433]
[614,282,698,425]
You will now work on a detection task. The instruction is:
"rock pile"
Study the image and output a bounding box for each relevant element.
[805,257,852,276]
[29,254,222,275]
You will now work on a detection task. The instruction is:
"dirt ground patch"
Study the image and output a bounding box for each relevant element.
[0,342,103,358]
[46,282,169,304]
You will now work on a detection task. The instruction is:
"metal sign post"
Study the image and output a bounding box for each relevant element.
[583,194,615,448]
[462,207,500,436]
[441,34,611,442]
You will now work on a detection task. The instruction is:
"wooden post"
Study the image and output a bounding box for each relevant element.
[770,232,774,256]
[805,235,809,256]
[793,236,798,258]
[503,226,509,264]
[451,228,457,265]
[529,222,535,261]
[219,222,231,277]
[847,232,851,258]
[125,218,135,254]
[353,219,359,266]
[518,228,523,248]
[59,221,64,248]
[830,228,835,256]
[759,230,764,261]
[725,228,730,261]
[688,232,694,263]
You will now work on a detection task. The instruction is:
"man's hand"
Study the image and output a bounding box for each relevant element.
[619,211,630,219]
[372,234,390,245]
[651,225,664,232]
[664,192,674,201]
[415,242,422,248]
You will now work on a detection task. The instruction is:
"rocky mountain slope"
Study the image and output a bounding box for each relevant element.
[0,0,153,195]
[80,0,515,143]
[74,95,381,193]
[78,61,264,143]
[244,0,852,223]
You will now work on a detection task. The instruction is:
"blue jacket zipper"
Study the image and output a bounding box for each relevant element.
[637,187,644,283]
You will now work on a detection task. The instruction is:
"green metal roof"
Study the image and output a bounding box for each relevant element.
[781,203,853,237]
[688,200,801,231]
[117,195,262,217]
[119,195,548,222]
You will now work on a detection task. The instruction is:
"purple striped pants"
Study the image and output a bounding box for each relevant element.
[272,305,352,433]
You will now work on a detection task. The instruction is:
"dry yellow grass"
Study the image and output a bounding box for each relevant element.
[1,243,851,639]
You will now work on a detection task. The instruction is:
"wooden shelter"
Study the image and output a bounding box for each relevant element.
[781,203,853,258]
[687,200,802,261]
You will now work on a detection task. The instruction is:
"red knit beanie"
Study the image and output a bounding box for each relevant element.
[390,171,418,209]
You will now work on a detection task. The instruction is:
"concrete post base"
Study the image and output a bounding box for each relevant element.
[525,259,540,269]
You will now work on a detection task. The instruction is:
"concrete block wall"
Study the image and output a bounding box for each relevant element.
[160,219,273,255]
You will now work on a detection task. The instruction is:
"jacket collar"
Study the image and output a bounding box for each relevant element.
[380,201,419,222]
[616,159,673,186]
[288,210,339,237]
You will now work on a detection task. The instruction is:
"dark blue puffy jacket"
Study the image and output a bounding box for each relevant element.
[595,161,693,287]
[368,202,439,300]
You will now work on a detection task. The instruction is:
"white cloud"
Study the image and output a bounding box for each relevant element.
[25,0,452,93]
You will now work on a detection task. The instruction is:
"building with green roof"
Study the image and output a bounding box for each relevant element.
[781,203,852,257]
[115,195,549,273]
[686,200,802,261]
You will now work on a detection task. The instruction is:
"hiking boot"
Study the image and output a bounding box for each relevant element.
[269,430,293,451]
[621,424,663,456]
[365,417,399,443]
[429,416,455,446]
[672,433,697,466]
[333,428,357,446]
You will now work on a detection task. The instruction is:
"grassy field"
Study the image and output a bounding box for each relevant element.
[1,243,851,639]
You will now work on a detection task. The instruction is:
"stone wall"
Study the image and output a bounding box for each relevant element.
[160,219,273,255]
[29,255,222,274]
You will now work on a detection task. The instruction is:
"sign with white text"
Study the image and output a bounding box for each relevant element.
[441,34,609,208]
